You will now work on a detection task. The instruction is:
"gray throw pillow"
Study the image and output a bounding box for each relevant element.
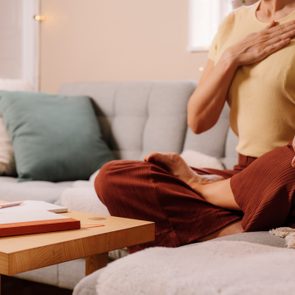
[0,91,115,181]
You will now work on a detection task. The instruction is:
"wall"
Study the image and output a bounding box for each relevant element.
[40,0,207,93]
[0,0,23,79]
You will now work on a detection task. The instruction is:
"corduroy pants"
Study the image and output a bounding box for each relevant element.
[95,144,295,250]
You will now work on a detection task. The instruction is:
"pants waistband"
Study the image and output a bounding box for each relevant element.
[236,154,257,170]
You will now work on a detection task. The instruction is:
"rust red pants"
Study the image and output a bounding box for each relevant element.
[95,144,295,250]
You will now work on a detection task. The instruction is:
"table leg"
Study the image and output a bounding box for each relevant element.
[85,253,109,275]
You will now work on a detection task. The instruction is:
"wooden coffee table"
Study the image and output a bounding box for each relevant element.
[0,211,155,277]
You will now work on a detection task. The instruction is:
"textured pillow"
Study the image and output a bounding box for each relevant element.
[0,91,115,181]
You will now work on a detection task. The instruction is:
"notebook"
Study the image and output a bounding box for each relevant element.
[0,200,80,237]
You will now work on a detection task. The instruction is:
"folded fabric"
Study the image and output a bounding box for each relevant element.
[0,91,115,181]
[270,227,295,248]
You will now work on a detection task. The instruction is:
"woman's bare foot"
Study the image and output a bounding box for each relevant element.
[145,152,240,210]
[144,152,223,185]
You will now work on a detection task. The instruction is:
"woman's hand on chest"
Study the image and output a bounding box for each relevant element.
[225,20,295,67]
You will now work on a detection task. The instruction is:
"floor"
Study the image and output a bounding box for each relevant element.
[0,276,72,295]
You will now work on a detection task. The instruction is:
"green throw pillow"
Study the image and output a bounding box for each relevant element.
[0,91,115,181]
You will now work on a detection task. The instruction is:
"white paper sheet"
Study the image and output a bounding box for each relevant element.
[0,200,68,224]
[0,210,66,224]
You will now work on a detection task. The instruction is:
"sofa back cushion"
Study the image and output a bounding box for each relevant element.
[183,105,230,159]
[60,81,238,167]
[60,81,196,160]
[222,128,238,169]
[183,104,239,169]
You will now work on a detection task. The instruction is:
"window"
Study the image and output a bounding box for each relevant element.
[189,0,232,52]
[0,0,40,89]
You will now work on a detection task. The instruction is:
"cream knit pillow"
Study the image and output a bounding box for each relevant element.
[0,79,33,175]
[0,116,15,175]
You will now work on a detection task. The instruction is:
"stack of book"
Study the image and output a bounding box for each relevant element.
[0,200,80,237]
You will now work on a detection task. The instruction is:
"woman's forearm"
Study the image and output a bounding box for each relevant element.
[187,53,238,134]
[188,177,241,211]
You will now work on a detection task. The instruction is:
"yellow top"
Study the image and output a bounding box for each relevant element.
[209,1,295,157]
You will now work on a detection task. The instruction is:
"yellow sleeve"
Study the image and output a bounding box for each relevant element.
[207,32,220,62]
[208,12,235,63]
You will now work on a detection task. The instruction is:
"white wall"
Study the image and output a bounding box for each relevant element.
[0,0,23,79]
[40,0,207,93]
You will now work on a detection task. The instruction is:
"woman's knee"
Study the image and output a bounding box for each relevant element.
[94,160,144,204]
[94,160,121,203]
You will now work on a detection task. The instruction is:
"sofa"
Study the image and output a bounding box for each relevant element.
[0,81,285,293]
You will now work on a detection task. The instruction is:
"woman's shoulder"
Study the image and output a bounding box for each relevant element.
[231,3,257,22]
[210,4,257,58]
[219,4,256,34]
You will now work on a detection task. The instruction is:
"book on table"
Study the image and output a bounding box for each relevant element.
[0,200,80,237]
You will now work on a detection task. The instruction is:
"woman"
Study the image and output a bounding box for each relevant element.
[95,0,295,250]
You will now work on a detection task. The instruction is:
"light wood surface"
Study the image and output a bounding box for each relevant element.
[0,211,155,275]
[85,253,109,275]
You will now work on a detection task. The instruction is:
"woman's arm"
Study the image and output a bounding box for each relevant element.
[145,152,238,210]
[188,20,295,134]
[187,57,237,134]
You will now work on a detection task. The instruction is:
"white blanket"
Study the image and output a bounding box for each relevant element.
[96,241,295,295]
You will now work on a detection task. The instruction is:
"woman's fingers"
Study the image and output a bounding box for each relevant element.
[256,23,295,48]
[291,156,295,168]
[267,20,295,35]
[257,20,295,46]
[264,29,295,46]
[234,21,294,65]
[267,27,295,43]
[266,20,278,28]
[262,38,291,57]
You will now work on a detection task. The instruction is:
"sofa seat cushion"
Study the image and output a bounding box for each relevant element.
[0,176,73,203]
[213,231,285,248]
[60,183,109,215]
